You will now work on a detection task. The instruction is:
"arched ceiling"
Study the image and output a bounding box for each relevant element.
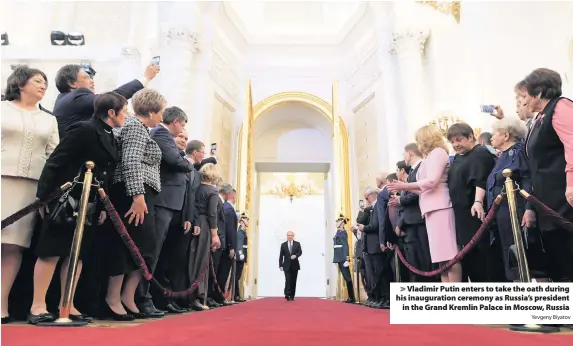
[254,102,332,137]
[223,1,368,45]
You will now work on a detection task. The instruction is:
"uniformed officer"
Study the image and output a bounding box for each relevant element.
[234,212,249,303]
[333,214,355,303]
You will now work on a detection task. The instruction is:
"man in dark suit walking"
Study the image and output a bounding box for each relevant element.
[279,231,302,301]
[53,63,159,138]
[138,106,193,317]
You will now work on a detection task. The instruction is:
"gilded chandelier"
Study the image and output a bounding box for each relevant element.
[430,115,462,137]
[264,179,319,203]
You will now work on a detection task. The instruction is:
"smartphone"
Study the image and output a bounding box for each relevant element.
[480,104,495,114]
[151,56,160,66]
[211,143,217,151]
[359,200,364,209]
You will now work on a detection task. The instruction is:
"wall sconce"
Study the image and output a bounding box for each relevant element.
[50,30,67,46]
[1,32,8,46]
[66,31,85,46]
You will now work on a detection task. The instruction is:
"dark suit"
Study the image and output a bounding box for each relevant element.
[279,240,302,298]
[139,126,193,308]
[356,207,371,298]
[398,162,434,282]
[361,201,387,303]
[372,188,395,302]
[216,202,238,293]
[36,117,119,316]
[53,80,143,138]
[235,228,248,299]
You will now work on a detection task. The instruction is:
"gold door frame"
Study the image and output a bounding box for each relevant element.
[235,87,353,300]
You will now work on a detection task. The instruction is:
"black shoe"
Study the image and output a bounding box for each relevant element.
[100,303,135,322]
[380,300,390,309]
[190,300,209,311]
[235,297,246,303]
[27,312,56,325]
[121,303,148,319]
[344,298,356,304]
[165,301,186,314]
[285,295,289,301]
[206,298,221,308]
[217,300,232,307]
[138,305,165,318]
[362,299,373,307]
[371,300,384,309]
[1,316,13,324]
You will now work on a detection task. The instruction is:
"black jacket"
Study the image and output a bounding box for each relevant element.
[150,126,193,211]
[37,118,118,202]
[279,241,302,271]
[53,80,143,138]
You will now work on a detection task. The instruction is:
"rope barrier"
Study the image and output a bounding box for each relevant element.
[98,189,223,299]
[1,182,73,230]
[394,195,503,277]
[519,190,573,233]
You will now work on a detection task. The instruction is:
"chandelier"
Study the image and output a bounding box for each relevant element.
[264,180,318,203]
[430,115,462,138]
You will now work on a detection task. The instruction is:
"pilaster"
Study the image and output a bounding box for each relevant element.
[156,2,200,128]
[389,28,431,142]
[371,2,405,170]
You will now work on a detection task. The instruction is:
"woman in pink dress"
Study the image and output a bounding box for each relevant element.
[388,125,461,282]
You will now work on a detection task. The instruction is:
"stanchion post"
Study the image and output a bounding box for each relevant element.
[503,169,558,334]
[503,169,531,283]
[38,161,95,327]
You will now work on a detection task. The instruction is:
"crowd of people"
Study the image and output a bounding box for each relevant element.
[349,68,573,329]
[1,63,250,325]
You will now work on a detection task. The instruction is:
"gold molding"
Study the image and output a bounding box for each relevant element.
[418,1,461,23]
[236,89,353,300]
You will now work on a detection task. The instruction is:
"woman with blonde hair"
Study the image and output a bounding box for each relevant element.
[187,163,222,311]
[388,125,461,282]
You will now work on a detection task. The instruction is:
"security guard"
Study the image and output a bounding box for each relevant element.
[333,214,355,303]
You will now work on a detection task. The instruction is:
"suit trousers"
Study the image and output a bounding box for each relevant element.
[217,248,234,294]
[208,248,225,301]
[364,252,392,301]
[235,261,245,299]
[136,205,177,307]
[403,223,434,282]
[151,215,191,308]
[284,269,298,298]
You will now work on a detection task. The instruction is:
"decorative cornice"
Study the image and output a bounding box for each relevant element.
[388,29,430,56]
[164,27,200,52]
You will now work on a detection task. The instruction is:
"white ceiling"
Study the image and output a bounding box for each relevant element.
[223,1,367,45]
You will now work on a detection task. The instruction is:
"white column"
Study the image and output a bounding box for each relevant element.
[389,28,431,142]
[371,2,405,170]
[187,3,221,144]
[156,2,200,117]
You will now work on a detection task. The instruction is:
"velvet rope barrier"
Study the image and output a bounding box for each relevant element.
[98,189,223,299]
[394,195,503,277]
[519,190,573,233]
[1,182,73,230]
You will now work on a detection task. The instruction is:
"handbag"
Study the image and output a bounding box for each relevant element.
[45,167,98,228]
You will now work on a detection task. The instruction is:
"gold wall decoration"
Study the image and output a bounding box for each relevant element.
[429,115,462,137]
[418,1,461,23]
[236,90,352,300]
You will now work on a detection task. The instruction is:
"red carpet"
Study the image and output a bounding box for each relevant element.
[2,298,572,346]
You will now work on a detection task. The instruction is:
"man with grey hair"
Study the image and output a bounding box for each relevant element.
[216,184,239,299]
[142,106,194,316]
[357,185,384,308]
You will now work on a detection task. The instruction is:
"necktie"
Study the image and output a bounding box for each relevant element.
[289,241,292,254]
